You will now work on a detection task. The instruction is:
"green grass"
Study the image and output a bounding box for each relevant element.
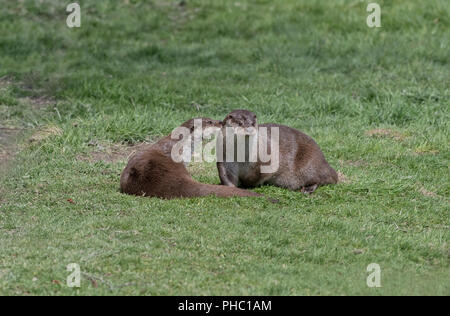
[0,0,449,295]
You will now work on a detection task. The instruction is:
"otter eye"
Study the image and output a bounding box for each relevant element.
[190,126,195,132]
[229,115,234,120]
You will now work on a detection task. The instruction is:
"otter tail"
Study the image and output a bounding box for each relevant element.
[199,183,278,203]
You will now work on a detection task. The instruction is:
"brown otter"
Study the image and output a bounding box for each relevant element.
[120,148,263,199]
[152,117,222,159]
[120,118,265,200]
[217,110,338,193]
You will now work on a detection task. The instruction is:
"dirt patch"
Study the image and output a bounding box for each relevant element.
[419,187,438,198]
[413,146,439,156]
[365,128,407,141]
[77,142,152,164]
[337,171,351,184]
[21,96,55,110]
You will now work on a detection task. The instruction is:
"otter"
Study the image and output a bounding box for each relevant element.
[217,110,338,193]
[120,148,263,199]
[120,117,265,200]
[152,117,222,159]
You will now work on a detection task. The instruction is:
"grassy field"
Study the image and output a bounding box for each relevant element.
[0,0,449,295]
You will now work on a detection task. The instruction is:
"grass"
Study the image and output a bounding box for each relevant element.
[0,0,449,295]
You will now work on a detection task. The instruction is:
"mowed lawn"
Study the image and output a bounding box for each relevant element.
[0,0,449,295]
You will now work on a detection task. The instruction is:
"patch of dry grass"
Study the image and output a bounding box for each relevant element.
[365,128,407,141]
[28,125,62,144]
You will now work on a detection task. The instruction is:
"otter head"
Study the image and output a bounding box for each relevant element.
[180,117,222,145]
[223,110,258,135]
[175,117,222,141]
[170,117,222,164]
[181,117,222,134]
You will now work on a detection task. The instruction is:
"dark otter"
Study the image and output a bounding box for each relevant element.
[217,110,338,193]
[120,148,263,199]
[120,117,264,200]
